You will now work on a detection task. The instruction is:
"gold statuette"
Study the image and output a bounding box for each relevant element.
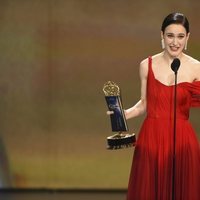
[103,81,136,149]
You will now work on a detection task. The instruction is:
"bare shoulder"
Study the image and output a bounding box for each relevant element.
[192,58,200,80]
[185,55,200,71]
[193,61,200,80]
[192,59,200,70]
[151,52,163,60]
[140,53,161,71]
[184,54,200,65]
[184,54,200,80]
[140,56,150,65]
[139,57,149,78]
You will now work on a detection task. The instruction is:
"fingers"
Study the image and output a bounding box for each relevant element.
[106,110,114,115]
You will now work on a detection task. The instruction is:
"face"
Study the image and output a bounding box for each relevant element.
[161,24,190,58]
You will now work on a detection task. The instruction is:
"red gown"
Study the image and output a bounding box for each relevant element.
[127,57,200,200]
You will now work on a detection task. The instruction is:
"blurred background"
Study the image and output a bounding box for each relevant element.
[0,0,199,190]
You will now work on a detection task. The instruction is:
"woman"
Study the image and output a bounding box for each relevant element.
[117,13,200,199]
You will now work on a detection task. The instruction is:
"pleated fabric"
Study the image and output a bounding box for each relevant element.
[127,57,200,200]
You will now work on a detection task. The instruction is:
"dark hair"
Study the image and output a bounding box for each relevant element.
[161,13,190,34]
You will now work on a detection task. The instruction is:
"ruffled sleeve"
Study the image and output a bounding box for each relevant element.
[184,81,200,107]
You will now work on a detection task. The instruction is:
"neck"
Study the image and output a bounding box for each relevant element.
[162,51,184,65]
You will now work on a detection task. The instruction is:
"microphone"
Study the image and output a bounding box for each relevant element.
[171,57,180,200]
[171,58,180,74]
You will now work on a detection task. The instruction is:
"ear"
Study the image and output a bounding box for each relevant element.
[161,31,164,39]
[186,32,190,41]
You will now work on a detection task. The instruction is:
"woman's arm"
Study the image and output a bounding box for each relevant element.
[125,59,148,120]
[194,62,200,81]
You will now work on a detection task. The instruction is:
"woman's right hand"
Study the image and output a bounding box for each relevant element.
[106,110,114,115]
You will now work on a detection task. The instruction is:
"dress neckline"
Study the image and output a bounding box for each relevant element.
[148,56,200,87]
[153,74,187,87]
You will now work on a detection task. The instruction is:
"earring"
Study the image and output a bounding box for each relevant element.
[184,41,188,50]
[161,39,165,49]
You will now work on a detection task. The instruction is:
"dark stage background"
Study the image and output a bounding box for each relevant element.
[0,0,199,189]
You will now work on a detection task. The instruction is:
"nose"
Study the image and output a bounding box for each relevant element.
[172,37,178,45]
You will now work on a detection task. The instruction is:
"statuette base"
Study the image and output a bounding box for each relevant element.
[107,132,136,150]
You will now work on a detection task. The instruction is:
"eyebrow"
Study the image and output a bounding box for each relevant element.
[165,32,186,36]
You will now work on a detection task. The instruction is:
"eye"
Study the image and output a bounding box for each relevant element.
[178,35,185,39]
[166,34,174,38]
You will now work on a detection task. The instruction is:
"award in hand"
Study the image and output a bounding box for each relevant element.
[103,81,136,149]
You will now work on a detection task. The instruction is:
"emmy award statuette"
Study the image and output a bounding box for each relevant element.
[103,81,136,149]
